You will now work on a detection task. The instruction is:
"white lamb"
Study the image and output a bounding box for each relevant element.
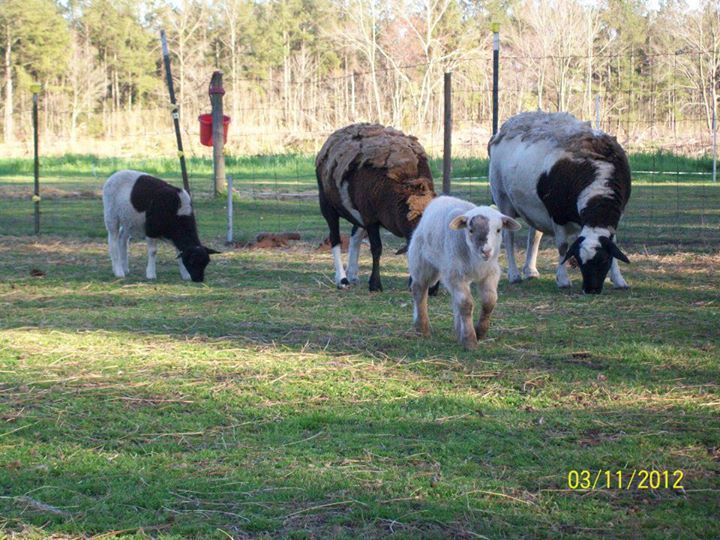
[408,196,521,350]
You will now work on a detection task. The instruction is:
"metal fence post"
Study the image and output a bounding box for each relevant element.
[160,29,190,194]
[31,82,41,235]
[443,72,452,195]
[492,22,500,135]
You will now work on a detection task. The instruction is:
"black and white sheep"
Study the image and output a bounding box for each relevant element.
[316,123,436,291]
[408,196,521,350]
[102,170,219,282]
[489,111,631,294]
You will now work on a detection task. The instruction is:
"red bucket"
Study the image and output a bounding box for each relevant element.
[198,114,230,146]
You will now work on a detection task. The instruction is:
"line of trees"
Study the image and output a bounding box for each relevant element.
[1,0,718,156]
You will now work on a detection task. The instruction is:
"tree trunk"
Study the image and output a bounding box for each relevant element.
[3,27,13,144]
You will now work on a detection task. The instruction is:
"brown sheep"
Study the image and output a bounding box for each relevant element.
[316,123,436,291]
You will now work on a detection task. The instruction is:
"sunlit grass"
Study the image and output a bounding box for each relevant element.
[0,236,718,538]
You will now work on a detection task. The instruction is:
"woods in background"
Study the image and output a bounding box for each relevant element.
[1,0,719,156]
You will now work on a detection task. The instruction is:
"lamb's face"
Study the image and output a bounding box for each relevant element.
[181,246,220,282]
[450,209,520,261]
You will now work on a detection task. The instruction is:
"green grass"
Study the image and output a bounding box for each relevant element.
[0,237,718,538]
[0,153,718,536]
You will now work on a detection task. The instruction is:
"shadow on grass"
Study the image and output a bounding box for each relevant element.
[1,385,718,537]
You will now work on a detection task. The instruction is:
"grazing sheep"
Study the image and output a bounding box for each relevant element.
[408,196,521,350]
[102,170,219,282]
[489,111,631,294]
[316,123,436,291]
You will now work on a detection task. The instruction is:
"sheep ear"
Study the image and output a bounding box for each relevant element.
[561,237,582,265]
[501,215,521,231]
[600,237,630,264]
[205,248,221,255]
[449,215,468,230]
[176,252,184,259]
[609,242,630,264]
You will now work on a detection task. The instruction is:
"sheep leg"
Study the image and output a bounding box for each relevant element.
[118,227,130,276]
[346,225,365,284]
[498,209,521,284]
[451,281,477,350]
[366,224,383,292]
[146,237,158,280]
[610,258,629,289]
[523,227,542,279]
[107,230,124,278]
[554,228,573,288]
[475,274,499,340]
[320,200,349,289]
[495,194,521,283]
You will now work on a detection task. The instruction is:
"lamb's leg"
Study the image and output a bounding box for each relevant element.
[411,279,431,336]
[177,252,192,281]
[146,237,158,280]
[610,258,629,289]
[410,261,438,336]
[475,272,500,340]
[523,227,542,279]
[366,224,383,292]
[346,225,364,284]
[451,281,477,350]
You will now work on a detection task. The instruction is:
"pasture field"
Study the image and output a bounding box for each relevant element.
[0,155,719,538]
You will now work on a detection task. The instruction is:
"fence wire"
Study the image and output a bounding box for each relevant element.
[0,50,718,250]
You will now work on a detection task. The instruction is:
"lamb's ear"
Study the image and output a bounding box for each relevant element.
[501,215,521,231]
[205,248,221,255]
[449,215,468,230]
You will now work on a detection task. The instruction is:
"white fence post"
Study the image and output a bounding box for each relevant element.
[594,95,601,129]
[226,175,234,243]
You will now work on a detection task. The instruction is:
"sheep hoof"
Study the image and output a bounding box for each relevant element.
[369,280,383,292]
[508,274,522,284]
[523,269,540,279]
[337,278,350,289]
[462,338,478,351]
[614,283,630,290]
[415,324,430,337]
[347,275,359,284]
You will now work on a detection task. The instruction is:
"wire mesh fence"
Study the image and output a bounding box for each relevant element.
[0,50,718,249]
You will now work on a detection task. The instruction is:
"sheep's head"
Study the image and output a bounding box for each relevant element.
[450,207,521,261]
[179,246,221,282]
[562,227,629,294]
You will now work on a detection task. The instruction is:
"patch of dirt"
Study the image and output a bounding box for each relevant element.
[316,234,350,253]
[234,232,301,249]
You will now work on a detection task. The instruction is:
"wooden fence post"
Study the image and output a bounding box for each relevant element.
[210,71,226,197]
